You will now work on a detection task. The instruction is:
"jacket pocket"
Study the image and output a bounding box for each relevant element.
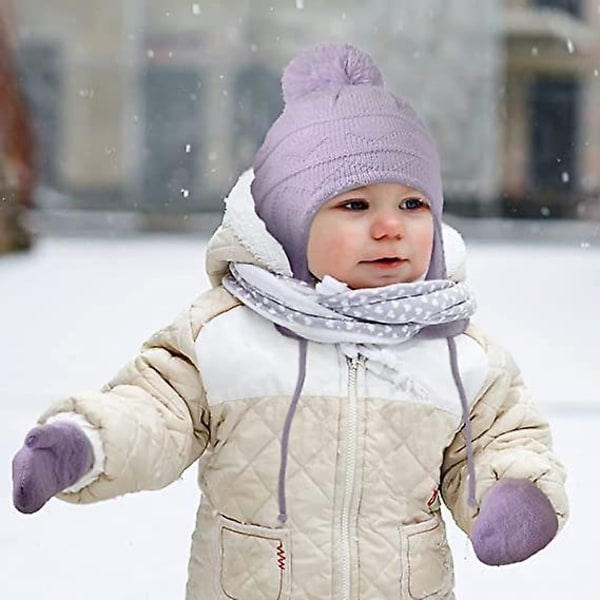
[399,516,453,599]
[218,515,291,600]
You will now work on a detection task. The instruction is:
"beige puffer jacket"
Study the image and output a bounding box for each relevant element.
[40,172,568,600]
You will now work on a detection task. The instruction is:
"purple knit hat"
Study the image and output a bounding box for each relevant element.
[251,43,446,283]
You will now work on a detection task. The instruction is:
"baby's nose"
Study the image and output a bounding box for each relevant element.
[371,211,405,239]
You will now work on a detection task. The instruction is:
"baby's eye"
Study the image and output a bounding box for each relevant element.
[400,197,428,210]
[342,199,369,211]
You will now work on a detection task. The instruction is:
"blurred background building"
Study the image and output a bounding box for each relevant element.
[9,0,600,228]
[504,0,600,218]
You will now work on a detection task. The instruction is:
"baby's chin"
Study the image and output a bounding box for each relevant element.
[320,276,411,290]
[308,268,428,290]
[347,270,427,289]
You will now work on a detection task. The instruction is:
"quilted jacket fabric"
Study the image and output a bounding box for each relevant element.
[39,177,568,600]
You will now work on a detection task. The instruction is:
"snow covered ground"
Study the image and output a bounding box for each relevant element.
[1,233,598,599]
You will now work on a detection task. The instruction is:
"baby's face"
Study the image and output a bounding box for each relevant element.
[307,182,433,289]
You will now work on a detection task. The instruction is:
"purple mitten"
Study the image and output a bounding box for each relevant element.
[471,478,558,566]
[12,422,94,514]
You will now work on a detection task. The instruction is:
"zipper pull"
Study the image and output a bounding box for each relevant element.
[346,352,366,367]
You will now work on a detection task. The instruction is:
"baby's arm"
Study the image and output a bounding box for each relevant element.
[441,327,568,562]
[13,289,231,509]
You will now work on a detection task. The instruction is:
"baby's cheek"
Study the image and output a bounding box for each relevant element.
[308,235,346,278]
[319,235,353,274]
[322,234,346,255]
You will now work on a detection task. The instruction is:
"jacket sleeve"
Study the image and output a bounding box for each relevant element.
[440,327,568,535]
[38,287,238,504]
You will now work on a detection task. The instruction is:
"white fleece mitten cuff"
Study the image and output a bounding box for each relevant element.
[45,412,106,493]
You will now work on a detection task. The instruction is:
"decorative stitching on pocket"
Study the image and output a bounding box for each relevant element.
[218,515,291,600]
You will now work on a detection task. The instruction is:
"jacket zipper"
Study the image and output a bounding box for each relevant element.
[341,355,361,600]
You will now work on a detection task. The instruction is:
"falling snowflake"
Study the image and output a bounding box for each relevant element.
[567,39,574,54]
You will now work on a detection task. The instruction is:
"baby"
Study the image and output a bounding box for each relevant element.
[13,44,567,599]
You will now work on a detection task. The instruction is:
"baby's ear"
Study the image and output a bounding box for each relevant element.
[442,224,466,282]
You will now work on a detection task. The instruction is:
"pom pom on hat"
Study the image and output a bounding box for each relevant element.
[282,43,384,104]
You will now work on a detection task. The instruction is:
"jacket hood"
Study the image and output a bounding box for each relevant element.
[205,169,467,288]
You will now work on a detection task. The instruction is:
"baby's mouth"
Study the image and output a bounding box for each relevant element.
[364,257,406,267]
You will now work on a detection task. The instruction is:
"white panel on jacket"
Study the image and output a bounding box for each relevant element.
[195,306,488,418]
